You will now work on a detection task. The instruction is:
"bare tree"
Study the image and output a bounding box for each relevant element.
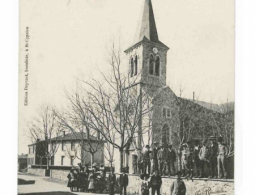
[55,107,104,167]
[27,104,63,170]
[57,41,153,172]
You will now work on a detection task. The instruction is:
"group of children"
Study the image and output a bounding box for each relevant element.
[67,163,106,192]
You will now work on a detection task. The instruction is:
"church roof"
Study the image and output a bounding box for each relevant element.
[125,0,169,53]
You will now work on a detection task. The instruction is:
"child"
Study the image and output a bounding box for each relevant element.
[141,174,150,195]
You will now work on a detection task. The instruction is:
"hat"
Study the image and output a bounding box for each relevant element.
[121,168,126,173]
[140,173,150,180]
[100,164,104,167]
[182,143,187,148]
[92,162,98,167]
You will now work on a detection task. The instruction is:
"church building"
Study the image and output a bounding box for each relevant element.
[113,0,232,173]
[112,0,181,173]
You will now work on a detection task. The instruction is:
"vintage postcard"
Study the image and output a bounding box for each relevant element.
[18,0,235,195]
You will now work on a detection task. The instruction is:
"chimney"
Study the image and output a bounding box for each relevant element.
[193,92,195,102]
[62,131,65,137]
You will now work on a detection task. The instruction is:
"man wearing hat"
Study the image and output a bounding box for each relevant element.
[157,144,167,176]
[170,171,186,195]
[217,137,228,179]
[199,140,210,178]
[208,138,218,178]
[142,144,151,174]
[152,141,160,173]
[192,140,201,178]
[119,168,129,195]
[180,144,187,177]
[149,170,162,195]
[167,144,176,176]
[185,141,193,177]
[109,169,116,195]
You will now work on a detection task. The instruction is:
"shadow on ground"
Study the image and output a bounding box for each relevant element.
[18,178,36,185]
[18,192,78,195]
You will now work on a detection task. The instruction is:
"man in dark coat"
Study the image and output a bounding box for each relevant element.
[157,144,167,176]
[118,168,129,195]
[167,144,176,176]
[108,169,116,195]
[170,171,186,195]
[208,139,218,178]
[149,170,162,195]
[152,142,159,173]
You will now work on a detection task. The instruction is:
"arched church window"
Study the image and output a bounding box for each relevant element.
[162,124,170,145]
[155,56,160,76]
[130,58,134,77]
[149,54,154,75]
[134,55,138,76]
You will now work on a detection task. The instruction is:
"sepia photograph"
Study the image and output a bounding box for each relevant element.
[18,0,235,194]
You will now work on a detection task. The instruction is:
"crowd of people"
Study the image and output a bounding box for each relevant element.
[133,136,230,179]
[66,136,230,195]
[67,163,106,192]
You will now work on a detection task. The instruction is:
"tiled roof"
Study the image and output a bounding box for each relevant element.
[184,99,234,113]
[51,132,98,141]
[28,132,99,146]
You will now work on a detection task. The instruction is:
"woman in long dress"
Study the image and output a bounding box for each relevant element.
[67,169,77,192]
[88,170,96,192]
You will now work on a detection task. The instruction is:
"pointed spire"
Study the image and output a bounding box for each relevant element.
[125,0,168,53]
[135,0,159,43]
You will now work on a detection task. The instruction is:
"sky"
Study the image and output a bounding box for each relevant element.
[19,0,234,154]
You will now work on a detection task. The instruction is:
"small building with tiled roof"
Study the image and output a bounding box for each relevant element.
[28,131,104,167]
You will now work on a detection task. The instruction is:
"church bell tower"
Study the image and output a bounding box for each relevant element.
[124,0,169,93]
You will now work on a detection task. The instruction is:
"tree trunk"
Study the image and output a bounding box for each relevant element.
[90,153,94,167]
[119,149,123,173]
[110,161,113,172]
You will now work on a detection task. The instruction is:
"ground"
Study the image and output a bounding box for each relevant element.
[18,173,110,195]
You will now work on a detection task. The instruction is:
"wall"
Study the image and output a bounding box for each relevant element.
[51,169,70,183]
[27,168,45,176]
[51,140,104,167]
[123,174,234,195]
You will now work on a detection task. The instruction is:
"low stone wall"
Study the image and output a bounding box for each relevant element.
[27,168,45,176]
[123,174,234,195]
[50,169,69,183]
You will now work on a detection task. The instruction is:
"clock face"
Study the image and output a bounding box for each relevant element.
[153,47,158,54]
